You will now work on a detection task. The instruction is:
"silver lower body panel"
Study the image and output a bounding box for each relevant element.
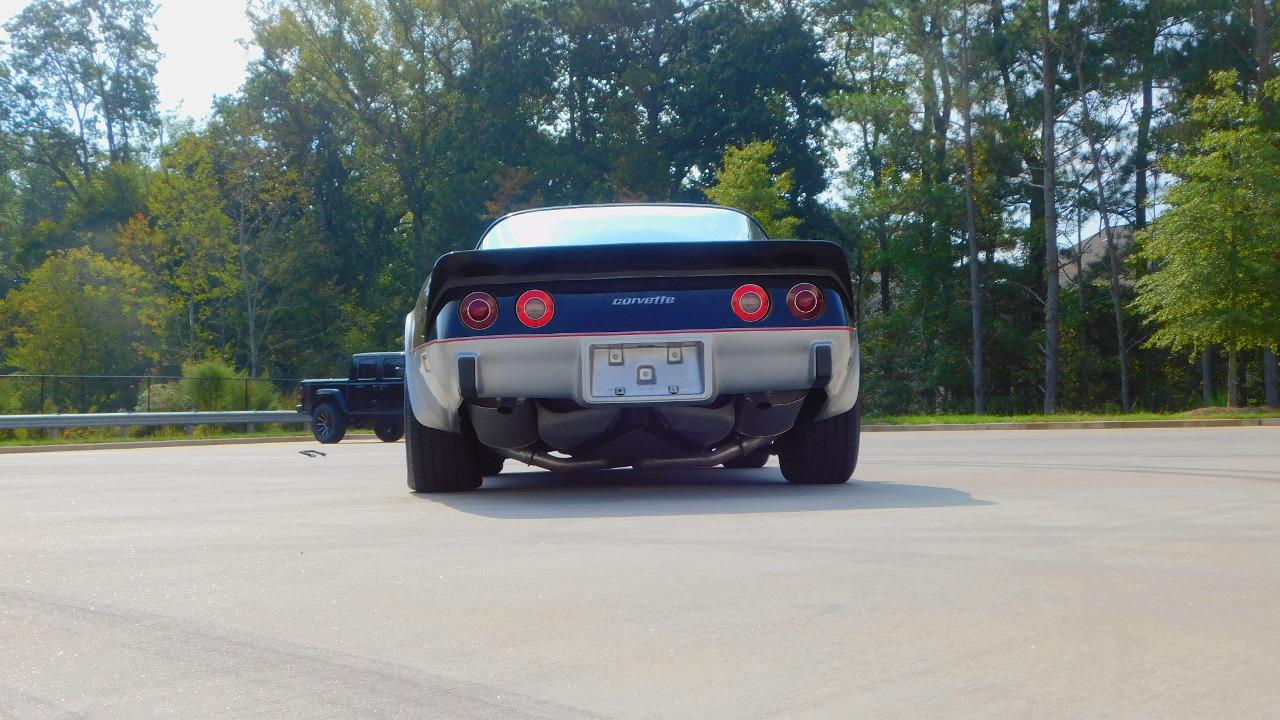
[404,323,859,433]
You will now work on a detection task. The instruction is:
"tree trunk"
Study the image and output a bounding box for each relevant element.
[961,1,985,414]
[1257,0,1274,123]
[188,295,196,363]
[247,296,258,380]
[1227,346,1240,408]
[1075,48,1131,412]
[1202,348,1213,406]
[410,202,431,284]
[868,149,892,316]
[238,213,258,379]
[1076,220,1089,407]
[1041,0,1060,414]
[878,221,891,315]
[1257,0,1272,82]
[1134,48,1155,229]
[1265,348,1279,408]
[991,0,1046,280]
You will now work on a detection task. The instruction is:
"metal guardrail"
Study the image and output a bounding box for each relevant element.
[0,411,308,431]
[0,374,302,415]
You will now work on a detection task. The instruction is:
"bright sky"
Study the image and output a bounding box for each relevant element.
[0,0,256,120]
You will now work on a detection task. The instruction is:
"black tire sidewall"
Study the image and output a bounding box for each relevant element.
[404,386,483,492]
[778,400,860,484]
[374,420,403,442]
[311,403,347,444]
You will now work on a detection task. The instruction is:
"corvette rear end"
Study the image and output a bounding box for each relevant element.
[403,204,860,492]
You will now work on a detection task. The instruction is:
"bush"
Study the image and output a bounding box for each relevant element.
[0,379,24,414]
[181,359,241,411]
[133,381,187,412]
[245,371,284,411]
[173,359,288,411]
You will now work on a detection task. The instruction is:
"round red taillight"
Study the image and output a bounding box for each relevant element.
[731,284,770,322]
[787,283,824,320]
[459,291,497,330]
[515,289,555,328]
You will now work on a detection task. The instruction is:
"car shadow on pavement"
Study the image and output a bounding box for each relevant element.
[414,467,992,519]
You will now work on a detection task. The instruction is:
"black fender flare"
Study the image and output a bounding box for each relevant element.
[313,389,350,415]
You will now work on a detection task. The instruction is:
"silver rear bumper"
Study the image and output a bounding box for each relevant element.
[404,318,859,432]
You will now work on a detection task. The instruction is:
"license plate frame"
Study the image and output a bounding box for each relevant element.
[583,340,711,403]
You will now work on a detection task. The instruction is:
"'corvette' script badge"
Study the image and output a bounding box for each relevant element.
[612,296,676,306]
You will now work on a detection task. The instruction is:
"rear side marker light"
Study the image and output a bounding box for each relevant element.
[732,284,770,322]
[516,289,555,328]
[460,292,498,330]
[787,283,824,320]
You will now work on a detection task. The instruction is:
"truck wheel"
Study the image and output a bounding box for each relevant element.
[311,403,347,444]
[374,420,404,442]
[479,448,505,476]
[777,401,860,484]
[723,446,770,469]
[405,400,482,493]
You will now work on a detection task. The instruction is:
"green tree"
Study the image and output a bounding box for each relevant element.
[0,247,165,408]
[1134,73,1280,407]
[0,134,23,295]
[667,2,834,217]
[148,133,239,361]
[706,141,801,238]
[0,0,160,193]
[234,63,402,375]
[205,99,309,379]
[251,0,555,279]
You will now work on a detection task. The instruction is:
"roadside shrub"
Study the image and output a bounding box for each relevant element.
[0,379,23,414]
[133,381,187,412]
[174,360,288,412]
[245,371,284,411]
[181,359,240,410]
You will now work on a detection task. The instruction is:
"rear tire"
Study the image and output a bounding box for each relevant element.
[778,401,860,484]
[405,392,482,493]
[311,403,347,444]
[723,446,770,469]
[480,449,505,476]
[374,420,404,442]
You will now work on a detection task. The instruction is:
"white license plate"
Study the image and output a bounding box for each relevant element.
[586,342,707,402]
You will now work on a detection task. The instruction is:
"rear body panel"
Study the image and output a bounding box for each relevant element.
[404,239,859,440]
[412,240,853,344]
[407,326,858,433]
[431,281,848,342]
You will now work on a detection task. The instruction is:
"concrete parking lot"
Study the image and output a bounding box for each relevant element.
[2,427,1278,719]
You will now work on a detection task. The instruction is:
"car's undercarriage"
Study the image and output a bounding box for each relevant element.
[466,390,811,472]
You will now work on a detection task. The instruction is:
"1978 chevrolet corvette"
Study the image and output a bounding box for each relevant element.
[402,204,860,492]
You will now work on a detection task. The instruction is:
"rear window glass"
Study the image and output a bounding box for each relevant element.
[357,362,378,380]
[479,205,767,249]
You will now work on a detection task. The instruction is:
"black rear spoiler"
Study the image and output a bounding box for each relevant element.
[421,240,853,320]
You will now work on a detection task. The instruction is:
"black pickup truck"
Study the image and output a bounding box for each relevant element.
[297,352,406,443]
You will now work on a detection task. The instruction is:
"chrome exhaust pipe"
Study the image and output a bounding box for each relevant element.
[492,446,617,473]
[492,436,772,474]
[632,436,771,470]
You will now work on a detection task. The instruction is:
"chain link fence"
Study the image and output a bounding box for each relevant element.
[0,374,302,415]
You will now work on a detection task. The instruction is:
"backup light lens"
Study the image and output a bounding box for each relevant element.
[460,291,497,330]
[516,289,555,328]
[787,283,824,320]
[731,284,769,322]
